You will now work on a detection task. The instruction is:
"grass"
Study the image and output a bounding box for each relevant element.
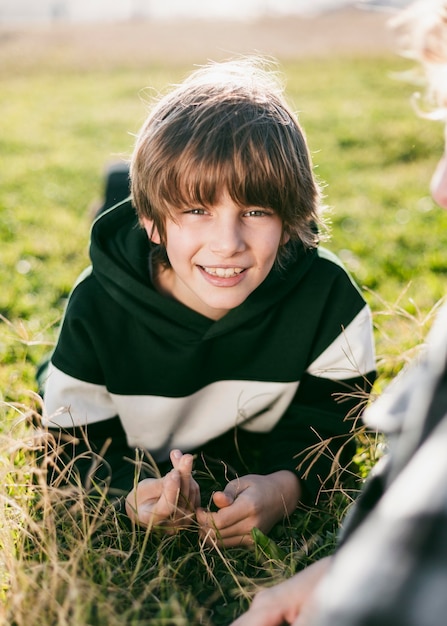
[1,421,348,625]
[1,36,447,625]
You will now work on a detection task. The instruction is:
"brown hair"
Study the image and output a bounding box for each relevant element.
[130,58,323,262]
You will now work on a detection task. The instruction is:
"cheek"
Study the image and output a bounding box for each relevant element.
[258,228,285,266]
[164,225,199,264]
[430,155,447,210]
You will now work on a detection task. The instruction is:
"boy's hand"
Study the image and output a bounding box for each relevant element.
[196,470,301,547]
[229,557,331,626]
[125,449,201,532]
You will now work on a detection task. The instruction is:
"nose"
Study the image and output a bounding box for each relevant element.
[208,215,246,257]
[430,153,447,210]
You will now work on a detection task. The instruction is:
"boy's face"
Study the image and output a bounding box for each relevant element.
[142,191,288,320]
[430,125,447,210]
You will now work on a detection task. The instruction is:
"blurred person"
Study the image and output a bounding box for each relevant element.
[93,161,131,217]
[230,0,447,622]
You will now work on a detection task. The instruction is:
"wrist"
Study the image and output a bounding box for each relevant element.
[269,470,301,513]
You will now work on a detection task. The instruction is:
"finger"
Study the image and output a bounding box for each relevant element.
[153,469,181,518]
[198,490,250,531]
[125,479,163,523]
[200,525,254,548]
[170,449,183,470]
[196,506,212,525]
[230,610,278,626]
[159,470,201,529]
[220,478,243,503]
[196,506,253,542]
[199,519,253,542]
[169,450,194,503]
[212,489,234,509]
[213,477,250,509]
[291,607,312,626]
[230,594,291,626]
[177,453,194,499]
[191,480,202,509]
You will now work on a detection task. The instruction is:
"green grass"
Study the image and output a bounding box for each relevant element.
[1,49,446,625]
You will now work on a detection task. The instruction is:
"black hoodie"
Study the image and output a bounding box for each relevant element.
[43,200,376,501]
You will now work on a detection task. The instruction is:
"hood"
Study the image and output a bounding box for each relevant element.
[90,200,317,340]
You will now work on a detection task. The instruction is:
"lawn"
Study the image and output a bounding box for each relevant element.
[1,41,446,625]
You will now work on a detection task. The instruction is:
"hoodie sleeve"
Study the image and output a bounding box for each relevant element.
[263,289,376,504]
[39,273,138,494]
[264,369,376,504]
[44,416,139,497]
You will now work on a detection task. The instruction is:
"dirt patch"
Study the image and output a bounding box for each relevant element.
[0,8,396,71]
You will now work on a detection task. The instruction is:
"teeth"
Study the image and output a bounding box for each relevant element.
[203,267,244,278]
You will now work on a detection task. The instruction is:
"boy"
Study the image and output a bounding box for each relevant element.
[230,0,447,622]
[41,58,376,547]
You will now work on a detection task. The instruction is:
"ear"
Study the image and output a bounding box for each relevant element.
[280,231,290,246]
[141,217,161,244]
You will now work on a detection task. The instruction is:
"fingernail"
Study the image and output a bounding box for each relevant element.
[172,450,182,459]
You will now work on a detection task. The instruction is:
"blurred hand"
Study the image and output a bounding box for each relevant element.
[229,557,331,626]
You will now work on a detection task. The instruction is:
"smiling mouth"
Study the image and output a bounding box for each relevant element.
[202,266,245,278]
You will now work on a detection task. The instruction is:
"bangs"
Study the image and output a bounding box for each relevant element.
[161,127,294,216]
[149,97,317,231]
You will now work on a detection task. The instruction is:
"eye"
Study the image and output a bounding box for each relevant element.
[184,208,207,215]
[244,209,273,217]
